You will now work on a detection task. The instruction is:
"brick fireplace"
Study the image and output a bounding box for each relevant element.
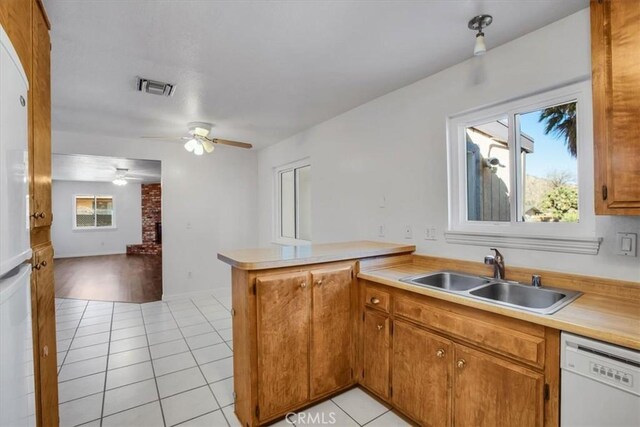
[127,183,162,255]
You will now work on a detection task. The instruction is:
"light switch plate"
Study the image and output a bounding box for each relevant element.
[404,225,412,239]
[616,232,637,256]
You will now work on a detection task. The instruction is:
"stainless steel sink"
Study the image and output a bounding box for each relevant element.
[401,271,491,291]
[399,270,582,315]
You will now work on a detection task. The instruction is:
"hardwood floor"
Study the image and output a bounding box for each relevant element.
[54,254,162,303]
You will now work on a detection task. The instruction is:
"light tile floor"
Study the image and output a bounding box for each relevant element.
[55,289,410,427]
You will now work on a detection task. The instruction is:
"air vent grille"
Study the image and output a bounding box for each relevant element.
[136,77,176,97]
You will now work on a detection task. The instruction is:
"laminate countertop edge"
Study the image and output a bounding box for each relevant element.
[359,268,640,350]
[217,241,416,270]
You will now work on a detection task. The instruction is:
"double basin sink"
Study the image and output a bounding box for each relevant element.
[399,271,582,315]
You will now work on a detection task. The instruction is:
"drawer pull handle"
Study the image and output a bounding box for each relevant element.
[300,282,307,288]
[370,297,380,305]
[377,324,384,331]
[457,359,466,369]
[436,349,446,358]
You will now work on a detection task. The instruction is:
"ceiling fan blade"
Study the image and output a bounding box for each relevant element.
[201,139,215,153]
[212,138,253,149]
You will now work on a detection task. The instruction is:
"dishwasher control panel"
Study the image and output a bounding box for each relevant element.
[562,332,640,397]
[589,362,633,388]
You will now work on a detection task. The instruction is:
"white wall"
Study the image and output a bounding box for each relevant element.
[52,180,142,258]
[52,134,258,299]
[257,9,640,283]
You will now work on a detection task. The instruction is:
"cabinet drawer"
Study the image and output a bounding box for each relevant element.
[394,297,545,367]
[365,285,390,313]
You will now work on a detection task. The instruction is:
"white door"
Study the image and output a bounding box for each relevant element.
[0,264,35,427]
[0,25,31,277]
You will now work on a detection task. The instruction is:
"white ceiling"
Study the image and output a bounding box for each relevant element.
[44,0,588,149]
[52,153,161,183]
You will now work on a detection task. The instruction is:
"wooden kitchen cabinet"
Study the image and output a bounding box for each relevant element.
[392,320,452,427]
[453,344,544,427]
[256,271,310,420]
[30,0,52,231]
[236,261,356,425]
[361,309,390,399]
[30,244,59,427]
[310,266,353,398]
[591,0,640,214]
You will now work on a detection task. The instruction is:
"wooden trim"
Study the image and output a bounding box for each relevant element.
[35,0,50,30]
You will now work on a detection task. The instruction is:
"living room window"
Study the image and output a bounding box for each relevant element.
[74,195,115,229]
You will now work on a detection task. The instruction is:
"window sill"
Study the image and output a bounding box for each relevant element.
[444,230,602,255]
[73,226,117,231]
[272,237,312,247]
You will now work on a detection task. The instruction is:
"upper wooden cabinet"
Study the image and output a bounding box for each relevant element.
[31,0,52,229]
[591,0,640,214]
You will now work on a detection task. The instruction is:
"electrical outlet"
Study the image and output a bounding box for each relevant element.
[378,224,385,237]
[404,225,413,239]
[425,226,437,241]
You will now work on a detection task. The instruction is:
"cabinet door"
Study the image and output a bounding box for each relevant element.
[310,265,353,398]
[256,271,310,420]
[592,0,640,214]
[32,244,59,426]
[453,344,544,427]
[392,320,452,426]
[362,309,390,399]
[31,3,52,228]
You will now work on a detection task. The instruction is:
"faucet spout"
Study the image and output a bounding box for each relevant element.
[485,248,505,279]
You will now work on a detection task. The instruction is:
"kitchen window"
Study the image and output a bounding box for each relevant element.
[74,195,115,229]
[274,160,311,244]
[446,81,600,254]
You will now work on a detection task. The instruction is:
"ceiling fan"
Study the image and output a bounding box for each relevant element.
[113,168,133,186]
[142,122,253,155]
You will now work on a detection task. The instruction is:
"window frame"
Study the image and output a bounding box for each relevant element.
[72,194,116,230]
[446,81,600,253]
[273,158,311,246]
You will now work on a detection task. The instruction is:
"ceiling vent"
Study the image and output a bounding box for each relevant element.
[136,77,176,97]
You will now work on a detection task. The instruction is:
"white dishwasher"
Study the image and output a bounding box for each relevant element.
[561,332,640,427]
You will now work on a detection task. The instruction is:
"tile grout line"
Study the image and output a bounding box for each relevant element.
[140,303,169,427]
[97,301,115,427]
[329,398,366,427]
[166,298,231,427]
[57,301,90,374]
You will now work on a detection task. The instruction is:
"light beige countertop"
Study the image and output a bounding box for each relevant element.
[359,262,640,350]
[217,240,416,270]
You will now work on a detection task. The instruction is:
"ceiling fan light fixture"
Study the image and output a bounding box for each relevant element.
[112,178,127,186]
[187,122,213,138]
[202,139,215,153]
[184,138,198,152]
[193,143,205,156]
[468,14,493,56]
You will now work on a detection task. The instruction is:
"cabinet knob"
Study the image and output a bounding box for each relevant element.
[370,297,380,305]
[33,263,41,270]
[31,212,40,219]
[457,359,466,369]
[377,324,384,331]
[316,280,323,286]
[436,349,446,358]
[40,261,47,268]
[300,282,307,288]
[42,345,49,358]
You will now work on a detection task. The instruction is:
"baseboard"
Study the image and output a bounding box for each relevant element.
[53,251,126,259]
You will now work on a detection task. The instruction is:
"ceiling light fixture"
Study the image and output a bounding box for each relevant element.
[468,14,493,56]
[112,168,129,185]
[183,122,215,155]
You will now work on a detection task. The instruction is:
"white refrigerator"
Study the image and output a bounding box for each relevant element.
[0,23,36,427]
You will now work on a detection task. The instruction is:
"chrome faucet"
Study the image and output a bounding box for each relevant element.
[484,248,505,279]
